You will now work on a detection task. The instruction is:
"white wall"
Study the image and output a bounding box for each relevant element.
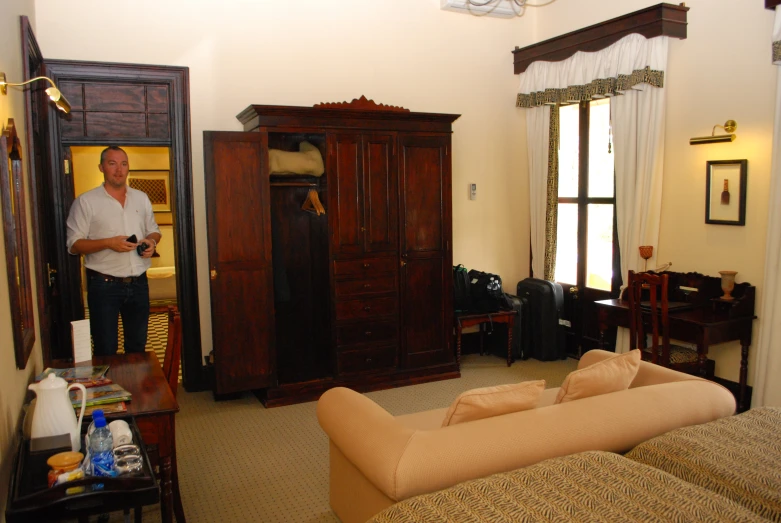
[29,0,776,386]
[0,1,43,519]
[534,0,776,384]
[33,0,535,360]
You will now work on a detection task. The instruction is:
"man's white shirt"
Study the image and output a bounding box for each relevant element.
[66,183,160,277]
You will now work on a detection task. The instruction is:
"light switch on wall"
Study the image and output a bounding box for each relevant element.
[469,183,477,200]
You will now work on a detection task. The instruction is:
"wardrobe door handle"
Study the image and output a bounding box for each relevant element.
[364,306,371,312]
[363,263,371,269]
[363,284,371,289]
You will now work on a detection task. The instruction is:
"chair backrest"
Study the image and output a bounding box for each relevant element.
[627,270,671,366]
[162,305,182,398]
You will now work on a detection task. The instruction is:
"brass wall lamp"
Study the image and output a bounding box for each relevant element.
[690,120,737,145]
[0,72,71,114]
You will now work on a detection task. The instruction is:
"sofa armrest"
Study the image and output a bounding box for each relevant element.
[317,387,415,500]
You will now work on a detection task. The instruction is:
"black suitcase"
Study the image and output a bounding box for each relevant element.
[504,293,526,360]
[516,278,565,361]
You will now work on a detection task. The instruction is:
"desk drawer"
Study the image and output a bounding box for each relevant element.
[335,276,397,298]
[333,257,397,279]
[335,296,397,321]
[337,345,397,375]
[337,321,398,348]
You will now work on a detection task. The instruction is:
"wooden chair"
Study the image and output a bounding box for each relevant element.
[162,305,182,398]
[146,304,186,522]
[627,270,698,369]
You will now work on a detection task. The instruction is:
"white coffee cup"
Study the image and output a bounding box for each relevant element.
[109,420,133,447]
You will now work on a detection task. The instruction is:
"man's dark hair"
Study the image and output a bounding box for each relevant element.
[100,145,128,164]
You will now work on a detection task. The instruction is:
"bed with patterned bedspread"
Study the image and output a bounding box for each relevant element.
[625,406,781,521]
[369,450,765,523]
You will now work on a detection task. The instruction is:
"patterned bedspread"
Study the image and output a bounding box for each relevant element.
[369,451,764,523]
[626,406,781,522]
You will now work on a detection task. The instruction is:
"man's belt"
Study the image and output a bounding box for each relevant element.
[86,268,146,284]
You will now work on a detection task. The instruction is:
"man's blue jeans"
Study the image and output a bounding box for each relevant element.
[87,271,149,356]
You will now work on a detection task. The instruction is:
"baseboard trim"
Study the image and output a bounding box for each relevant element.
[711,376,752,412]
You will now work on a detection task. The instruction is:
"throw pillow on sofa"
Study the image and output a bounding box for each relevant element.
[555,349,641,404]
[442,380,546,427]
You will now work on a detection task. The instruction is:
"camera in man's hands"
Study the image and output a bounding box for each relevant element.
[125,234,147,255]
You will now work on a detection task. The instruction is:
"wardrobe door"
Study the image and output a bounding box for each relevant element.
[398,134,454,369]
[363,133,398,253]
[204,131,276,394]
[328,132,363,256]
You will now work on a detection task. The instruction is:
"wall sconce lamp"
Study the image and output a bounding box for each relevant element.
[0,72,71,114]
[689,120,737,145]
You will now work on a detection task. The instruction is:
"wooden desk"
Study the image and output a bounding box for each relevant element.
[455,310,516,367]
[61,352,185,523]
[594,298,754,412]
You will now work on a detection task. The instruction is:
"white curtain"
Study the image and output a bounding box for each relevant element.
[527,106,550,279]
[519,34,669,351]
[751,8,781,407]
[612,62,668,352]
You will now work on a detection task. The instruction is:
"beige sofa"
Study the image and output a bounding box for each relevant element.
[316,349,737,523]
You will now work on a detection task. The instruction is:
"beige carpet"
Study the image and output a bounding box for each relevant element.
[106,354,578,523]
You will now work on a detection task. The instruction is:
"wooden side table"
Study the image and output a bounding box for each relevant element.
[455,310,516,368]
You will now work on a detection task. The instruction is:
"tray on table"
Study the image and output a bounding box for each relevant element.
[5,415,158,522]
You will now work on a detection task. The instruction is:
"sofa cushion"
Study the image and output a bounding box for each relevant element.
[555,349,641,404]
[441,380,545,427]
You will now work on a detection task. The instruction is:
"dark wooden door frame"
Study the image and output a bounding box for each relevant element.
[25,56,205,390]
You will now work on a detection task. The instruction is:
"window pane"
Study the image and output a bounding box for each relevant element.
[554,203,578,285]
[558,104,579,198]
[588,99,614,198]
[586,204,613,291]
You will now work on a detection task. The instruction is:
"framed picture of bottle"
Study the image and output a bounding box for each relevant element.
[705,159,747,226]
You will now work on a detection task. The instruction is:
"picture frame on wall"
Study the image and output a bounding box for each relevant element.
[705,159,747,226]
[128,170,171,212]
[1,120,36,369]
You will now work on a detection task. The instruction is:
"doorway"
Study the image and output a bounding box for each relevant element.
[555,99,618,358]
[20,16,204,390]
[71,146,179,371]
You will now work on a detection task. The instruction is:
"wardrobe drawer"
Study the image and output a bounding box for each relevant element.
[336,321,398,348]
[335,296,397,321]
[333,257,397,279]
[334,276,397,298]
[337,345,397,375]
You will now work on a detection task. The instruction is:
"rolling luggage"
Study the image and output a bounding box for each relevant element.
[504,293,526,360]
[516,278,565,361]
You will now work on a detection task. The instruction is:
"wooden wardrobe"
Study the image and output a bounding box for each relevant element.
[204,97,461,406]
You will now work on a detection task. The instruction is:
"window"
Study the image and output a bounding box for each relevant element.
[554,99,615,292]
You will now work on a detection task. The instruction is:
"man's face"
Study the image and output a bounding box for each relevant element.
[99,150,130,189]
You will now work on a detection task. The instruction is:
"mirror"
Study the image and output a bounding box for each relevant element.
[2,118,36,368]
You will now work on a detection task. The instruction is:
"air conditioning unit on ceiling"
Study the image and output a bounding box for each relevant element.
[440,0,524,18]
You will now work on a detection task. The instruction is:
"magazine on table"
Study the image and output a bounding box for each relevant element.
[35,365,110,383]
[70,383,132,408]
[81,401,128,417]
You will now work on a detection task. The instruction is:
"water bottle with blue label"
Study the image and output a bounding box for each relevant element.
[89,410,115,482]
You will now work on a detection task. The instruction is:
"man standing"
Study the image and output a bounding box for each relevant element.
[66,146,162,356]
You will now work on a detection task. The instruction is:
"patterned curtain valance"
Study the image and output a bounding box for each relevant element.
[773,7,781,64]
[517,67,664,108]
[517,33,668,108]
